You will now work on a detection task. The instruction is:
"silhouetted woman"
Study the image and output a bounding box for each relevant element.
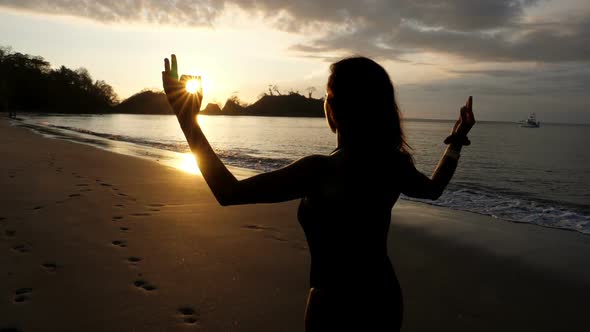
[162,55,475,331]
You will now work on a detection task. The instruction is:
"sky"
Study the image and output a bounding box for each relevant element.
[0,0,588,123]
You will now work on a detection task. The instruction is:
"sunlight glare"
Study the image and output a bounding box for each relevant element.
[185,79,201,94]
[176,152,200,174]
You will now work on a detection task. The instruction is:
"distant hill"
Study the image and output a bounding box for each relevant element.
[202,94,325,117]
[114,90,173,115]
[202,103,221,113]
[115,90,325,118]
[235,94,324,117]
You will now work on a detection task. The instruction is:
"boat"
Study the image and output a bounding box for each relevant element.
[520,113,540,128]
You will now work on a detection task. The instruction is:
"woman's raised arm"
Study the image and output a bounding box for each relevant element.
[401,96,475,200]
[162,54,322,206]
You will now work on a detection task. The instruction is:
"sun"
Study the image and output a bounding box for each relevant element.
[185,79,201,94]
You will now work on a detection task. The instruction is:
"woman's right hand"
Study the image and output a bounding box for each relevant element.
[162,54,202,133]
[451,96,476,137]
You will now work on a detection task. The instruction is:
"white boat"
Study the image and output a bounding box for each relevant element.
[520,113,540,128]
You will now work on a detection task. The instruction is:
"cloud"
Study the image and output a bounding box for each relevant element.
[415,63,590,97]
[1,0,589,63]
[391,17,590,62]
[0,0,224,26]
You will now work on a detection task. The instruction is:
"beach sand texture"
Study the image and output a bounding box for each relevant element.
[1,117,589,331]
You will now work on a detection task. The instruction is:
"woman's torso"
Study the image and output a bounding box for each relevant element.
[298,148,406,329]
[298,148,403,288]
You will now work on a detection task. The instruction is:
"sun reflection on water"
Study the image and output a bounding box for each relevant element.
[175,152,201,174]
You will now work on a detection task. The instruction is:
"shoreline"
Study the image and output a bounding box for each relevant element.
[12,113,590,236]
[12,115,590,235]
[2,117,590,331]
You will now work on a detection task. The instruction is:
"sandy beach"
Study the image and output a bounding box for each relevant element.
[1,116,589,332]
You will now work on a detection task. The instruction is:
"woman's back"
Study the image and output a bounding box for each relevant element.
[299,148,405,330]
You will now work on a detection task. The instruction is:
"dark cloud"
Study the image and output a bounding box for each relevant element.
[391,17,590,62]
[400,0,535,31]
[0,0,224,26]
[418,64,590,97]
[1,0,589,63]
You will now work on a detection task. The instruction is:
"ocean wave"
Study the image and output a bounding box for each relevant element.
[404,186,590,235]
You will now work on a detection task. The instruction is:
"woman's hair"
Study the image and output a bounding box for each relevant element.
[326,56,411,156]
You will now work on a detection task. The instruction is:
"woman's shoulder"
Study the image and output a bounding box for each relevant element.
[300,148,413,174]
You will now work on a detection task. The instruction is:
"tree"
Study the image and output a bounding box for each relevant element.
[0,45,119,113]
[228,93,248,107]
[306,86,317,98]
[94,80,118,105]
[272,85,282,96]
[75,67,93,92]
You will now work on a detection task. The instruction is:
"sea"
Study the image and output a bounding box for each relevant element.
[15,114,590,235]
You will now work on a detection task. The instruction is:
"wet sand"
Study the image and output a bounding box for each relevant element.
[1,116,589,331]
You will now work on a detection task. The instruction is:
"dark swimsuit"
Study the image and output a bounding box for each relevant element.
[297,148,404,330]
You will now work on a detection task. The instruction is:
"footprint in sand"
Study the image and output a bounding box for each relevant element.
[69,193,81,198]
[114,204,125,208]
[41,262,58,273]
[176,307,199,325]
[130,213,151,217]
[241,224,275,231]
[242,224,288,243]
[32,206,43,210]
[112,216,124,221]
[117,192,137,201]
[119,226,130,232]
[13,288,32,303]
[0,217,6,223]
[5,230,16,237]
[11,244,31,254]
[127,256,142,265]
[266,234,288,242]
[111,240,127,248]
[133,279,157,292]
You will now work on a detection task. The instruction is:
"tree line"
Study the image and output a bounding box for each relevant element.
[0,46,118,113]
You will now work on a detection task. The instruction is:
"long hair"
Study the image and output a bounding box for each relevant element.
[326,57,411,157]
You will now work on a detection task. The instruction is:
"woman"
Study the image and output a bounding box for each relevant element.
[162,55,475,331]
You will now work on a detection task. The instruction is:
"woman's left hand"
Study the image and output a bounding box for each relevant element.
[451,96,476,137]
[162,54,202,132]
